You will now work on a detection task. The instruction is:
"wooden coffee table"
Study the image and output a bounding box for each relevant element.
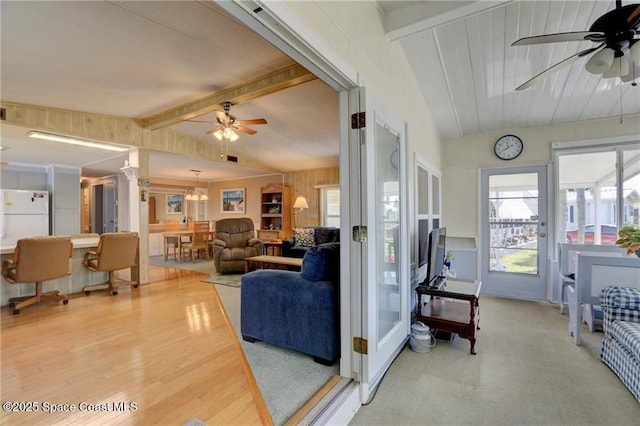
[244,255,303,273]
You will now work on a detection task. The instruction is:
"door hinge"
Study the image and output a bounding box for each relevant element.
[353,337,368,354]
[351,112,365,129]
[352,225,367,242]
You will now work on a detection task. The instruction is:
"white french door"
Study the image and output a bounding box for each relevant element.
[349,87,409,401]
[480,165,549,300]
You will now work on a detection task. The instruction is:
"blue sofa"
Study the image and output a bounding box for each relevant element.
[241,242,340,365]
[600,286,640,402]
[282,226,340,258]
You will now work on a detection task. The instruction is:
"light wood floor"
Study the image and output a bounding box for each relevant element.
[1,265,272,425]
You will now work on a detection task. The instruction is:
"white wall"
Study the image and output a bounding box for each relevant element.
[442,114,640,238]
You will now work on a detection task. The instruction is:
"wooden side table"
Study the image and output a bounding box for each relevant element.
[415,279,482,354]
[262,241,283,256]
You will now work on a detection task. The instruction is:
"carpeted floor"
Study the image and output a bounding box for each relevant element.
[350,296,640,425]
[149,256,338,424]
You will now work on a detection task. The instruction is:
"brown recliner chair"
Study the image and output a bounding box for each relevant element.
[212,218,263,274]
[83,232,139,296]
[1,236,72,315]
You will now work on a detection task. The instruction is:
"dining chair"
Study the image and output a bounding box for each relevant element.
[182,221,210,263]
[164,221,181,261]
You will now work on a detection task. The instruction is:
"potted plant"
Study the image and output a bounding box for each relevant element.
[616,225,640,257]
[444,250,454,269]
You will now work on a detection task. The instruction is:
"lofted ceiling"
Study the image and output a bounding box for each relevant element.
[379,0,640,139]
[1,1,639,184]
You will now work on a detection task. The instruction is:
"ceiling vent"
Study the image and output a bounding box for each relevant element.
[226,155,238,163]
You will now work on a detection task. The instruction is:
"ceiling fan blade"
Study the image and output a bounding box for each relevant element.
[214,110,227,122]
[235,126,258,135]
[237,118,267,125]
[512,31,603,46]
[628,5,640,27]
[206,125,222,135]
[515,46,600,91]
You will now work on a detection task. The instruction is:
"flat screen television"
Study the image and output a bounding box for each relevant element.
[426,227,447,287]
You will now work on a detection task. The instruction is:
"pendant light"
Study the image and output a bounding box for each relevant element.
[185,170,208,201]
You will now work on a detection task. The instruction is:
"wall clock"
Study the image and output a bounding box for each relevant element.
[494,135,523,160]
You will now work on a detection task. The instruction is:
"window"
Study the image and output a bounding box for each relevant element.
[556,143,640,245]
[318,186,340,227]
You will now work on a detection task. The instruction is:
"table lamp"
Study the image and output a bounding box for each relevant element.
[293,196,309,228]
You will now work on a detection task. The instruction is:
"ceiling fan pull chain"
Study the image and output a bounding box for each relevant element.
[619,76,623,124]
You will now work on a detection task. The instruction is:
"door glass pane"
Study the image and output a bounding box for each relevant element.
[377,123,400,340]
[488,173,539,274]
[623,147,640,228]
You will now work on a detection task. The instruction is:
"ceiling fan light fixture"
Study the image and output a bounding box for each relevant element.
[213,129,224,141]
[603,55,629,78]
[585,47,615,74]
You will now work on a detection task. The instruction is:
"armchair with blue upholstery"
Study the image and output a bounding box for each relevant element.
[600,286,640,402]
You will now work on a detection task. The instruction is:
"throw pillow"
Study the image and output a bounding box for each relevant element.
[301,247,328,281]
[293,228,315,248]
[301,242,340,282]
[315,227,338,245]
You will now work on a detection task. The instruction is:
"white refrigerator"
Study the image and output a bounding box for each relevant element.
[0,189,50,247]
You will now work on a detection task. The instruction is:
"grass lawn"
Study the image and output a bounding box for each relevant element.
[491,248,537,273]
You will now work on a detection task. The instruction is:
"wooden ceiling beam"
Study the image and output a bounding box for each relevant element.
[140,63,316,130]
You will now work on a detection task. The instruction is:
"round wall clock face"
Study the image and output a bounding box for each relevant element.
[494,135,523,160]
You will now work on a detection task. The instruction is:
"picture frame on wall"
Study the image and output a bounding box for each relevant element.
[221,188,245,213]
[167,194,183,214]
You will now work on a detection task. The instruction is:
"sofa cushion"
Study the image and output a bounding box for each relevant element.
[301,247,327,281]
[315,227,339,245]
[293,228,315,248]
[301,242,340,282]
[610,320,640,358]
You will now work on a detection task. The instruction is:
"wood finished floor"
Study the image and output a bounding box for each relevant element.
[1,265,272,425]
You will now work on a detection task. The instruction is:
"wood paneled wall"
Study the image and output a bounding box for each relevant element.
[284,167,339,227]
[206,167,339,230]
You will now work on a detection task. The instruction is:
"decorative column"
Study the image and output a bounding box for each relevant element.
[123,147,150,284]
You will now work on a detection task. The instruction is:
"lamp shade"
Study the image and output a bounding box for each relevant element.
[293,196,309,209]
[585,47,614,74]
[603,56,629,78]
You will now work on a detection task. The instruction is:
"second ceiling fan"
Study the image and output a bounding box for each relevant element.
[187,101,268,141]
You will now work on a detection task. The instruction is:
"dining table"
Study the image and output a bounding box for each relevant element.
[161,230,215,263]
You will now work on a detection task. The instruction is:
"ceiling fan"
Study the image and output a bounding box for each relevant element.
[512,1,640,90]
[186,101,267,141]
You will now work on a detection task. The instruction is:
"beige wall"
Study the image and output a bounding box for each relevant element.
[442,114,640,237]
[206,167,340,230]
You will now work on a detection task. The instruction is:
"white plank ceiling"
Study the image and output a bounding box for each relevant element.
[380,0,640,139]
